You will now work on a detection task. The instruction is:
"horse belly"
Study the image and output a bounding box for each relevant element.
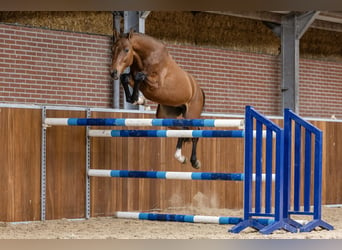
[140,66,194,106]
[142,87,192,106]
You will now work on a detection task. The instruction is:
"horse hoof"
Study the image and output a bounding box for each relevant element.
[126,97,133,103]
[133,96,146,105]
[135,72,147,81]
[192,160,201,169]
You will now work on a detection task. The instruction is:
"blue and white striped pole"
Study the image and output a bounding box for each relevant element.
[44,118,244,128]
[88,129,245,138]
[88,169,276,181]
[88,129,274,138]
[114,211,306,225]
[114,211,261,225]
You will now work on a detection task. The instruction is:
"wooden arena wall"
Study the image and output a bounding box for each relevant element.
[0,106,341,222]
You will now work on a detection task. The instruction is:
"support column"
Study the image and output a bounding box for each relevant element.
[281,11,319,113]
[281,13,299,113]
[111,11,150,110]
[112,11,123,109]
[264,11,319,114]
[123,11,140,110]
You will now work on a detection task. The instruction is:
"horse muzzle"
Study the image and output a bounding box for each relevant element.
[110,69,119,80]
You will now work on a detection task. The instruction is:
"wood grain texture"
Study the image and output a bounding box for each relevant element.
[90,113,248,217]
[1,107,341,222]
[0,108,41,222]
[45,110,86,220]
[324,122,342,205]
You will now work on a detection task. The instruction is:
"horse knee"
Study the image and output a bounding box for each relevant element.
[120,73,131,84]
[135,72,147,82]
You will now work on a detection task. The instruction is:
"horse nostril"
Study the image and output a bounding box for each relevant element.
[110,70,117,79]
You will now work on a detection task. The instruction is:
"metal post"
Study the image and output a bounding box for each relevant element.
[85,108,91,219]
[264,12,319,114]
[111,11,150,111]
[112,12,122,109]
[122,11,150,111]
[281,13,299,113]
[123,11,140,110]
[139,11,151,33]
[41,106,47,221]
[137,11,150,111]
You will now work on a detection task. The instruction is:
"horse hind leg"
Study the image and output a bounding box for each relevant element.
[190,137,201,169]
[184,87,204,169]
[174,138,187,164]
[157,105,197,167]
[157,105,187,165]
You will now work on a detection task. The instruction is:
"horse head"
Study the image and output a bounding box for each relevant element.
[110,30,135,80]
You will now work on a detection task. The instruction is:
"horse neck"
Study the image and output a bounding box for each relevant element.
[131,34,158,54]
[130,34,166,68]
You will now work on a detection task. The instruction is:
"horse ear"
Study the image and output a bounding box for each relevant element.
[113,29,119,43]
[128,29,134,40]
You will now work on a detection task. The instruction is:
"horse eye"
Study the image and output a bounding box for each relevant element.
[124,48,129,53]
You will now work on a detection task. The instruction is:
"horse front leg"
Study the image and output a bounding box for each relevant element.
[120,73,134,103]
[131,72,147,105]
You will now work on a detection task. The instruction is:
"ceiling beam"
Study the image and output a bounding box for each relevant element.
[296,11,320,39]
[205,11,342,33]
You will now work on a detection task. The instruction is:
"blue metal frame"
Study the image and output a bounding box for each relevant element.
[229,106,297,234]
[283,108,334,232]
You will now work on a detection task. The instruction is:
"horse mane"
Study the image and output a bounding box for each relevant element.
[130,32,168,56]
[124,32,165,46]
[120,31,147,39]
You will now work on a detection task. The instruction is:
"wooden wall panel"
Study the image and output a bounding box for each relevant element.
[1,107,341,222]
[91,111,123,216]
[45,110,86,220]
[324,122,342,205]
[44,113,342,217]
[90,113,247,217]
[0,108,41,222]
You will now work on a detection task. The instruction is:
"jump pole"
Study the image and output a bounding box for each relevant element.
[114,211,306,226]
[44,117,244,128]
[88,129,274,138]
[42,106,333,234]
[88,169,276,181]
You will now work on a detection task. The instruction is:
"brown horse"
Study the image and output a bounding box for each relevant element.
[110,30,205,169]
